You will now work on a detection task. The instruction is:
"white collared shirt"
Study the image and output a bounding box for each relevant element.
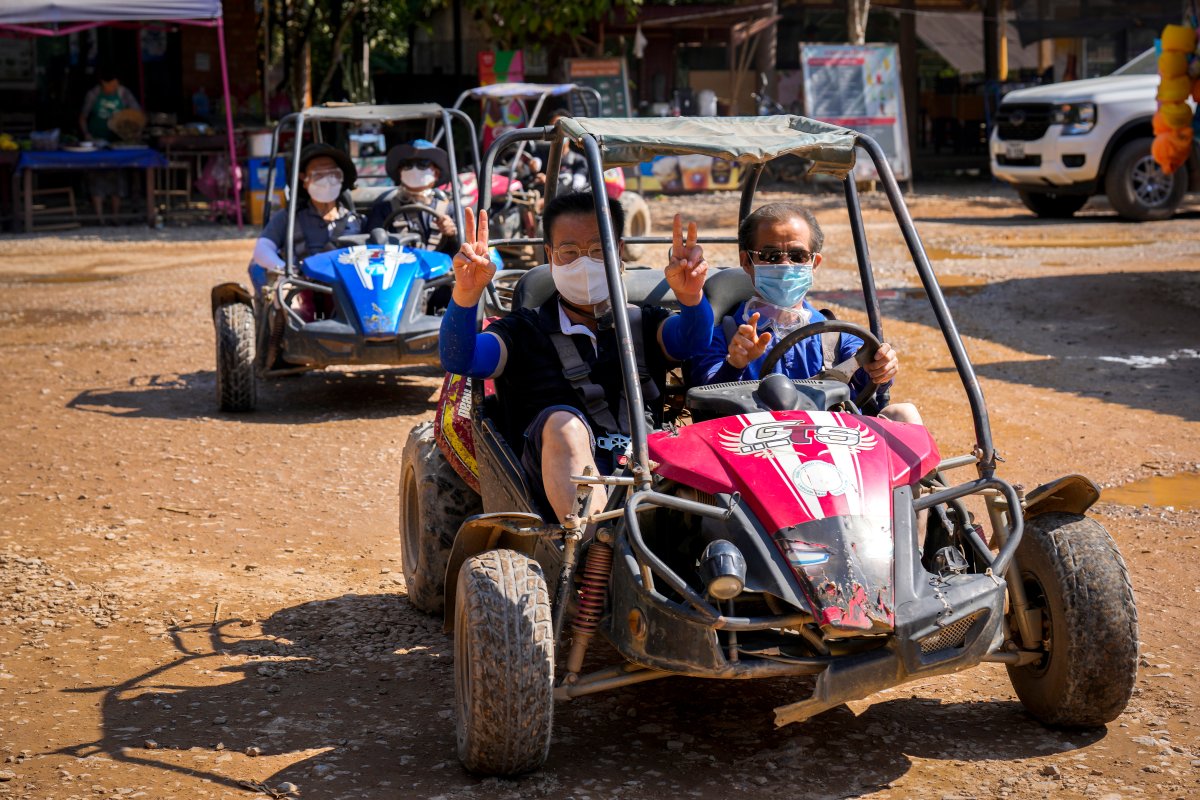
[557,300,597,342]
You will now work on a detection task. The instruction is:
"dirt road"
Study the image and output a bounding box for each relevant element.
[1,187,1198,800]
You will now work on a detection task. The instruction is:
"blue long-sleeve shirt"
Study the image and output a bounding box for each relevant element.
[440,294,714,379]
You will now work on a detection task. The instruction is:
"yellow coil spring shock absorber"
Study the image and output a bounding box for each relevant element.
[565,538,614,680]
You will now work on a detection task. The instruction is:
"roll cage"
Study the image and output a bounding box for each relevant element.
[477,114,1023,575]
[259,102,481,276]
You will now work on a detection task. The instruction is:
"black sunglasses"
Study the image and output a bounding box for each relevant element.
[747,248,814,265]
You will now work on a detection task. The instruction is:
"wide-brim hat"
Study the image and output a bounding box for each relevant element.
[298,142,357,192]
[385,139,450,182]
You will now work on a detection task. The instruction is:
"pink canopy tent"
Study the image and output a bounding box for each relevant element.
[0,0,243,227]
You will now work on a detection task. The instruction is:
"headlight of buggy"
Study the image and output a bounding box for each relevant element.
[698,540,747,601]
[1051,102,1095,135]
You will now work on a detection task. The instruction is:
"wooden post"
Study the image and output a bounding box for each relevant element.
[983,0,1001,85]
[899,0,917,174]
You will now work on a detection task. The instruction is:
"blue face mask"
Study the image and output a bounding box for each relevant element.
[753,264,813,308]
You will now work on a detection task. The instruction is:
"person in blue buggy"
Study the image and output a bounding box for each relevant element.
[365,139,460,255]
[251,143,362,322]
[685,202,921,425]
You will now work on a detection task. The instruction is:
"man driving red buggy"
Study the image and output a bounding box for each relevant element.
[440,193,714,523]
[686,202,921,425]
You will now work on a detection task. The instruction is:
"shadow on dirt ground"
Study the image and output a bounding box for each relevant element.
[54,593,1105,800]
[818,270,1200,422]
[65,367,444,422]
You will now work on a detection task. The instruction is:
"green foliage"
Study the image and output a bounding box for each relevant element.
[467,0,643,50]
[269,0,445,107]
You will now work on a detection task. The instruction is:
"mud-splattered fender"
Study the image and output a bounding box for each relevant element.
[211,282,253,314]
[1023,474,1101,518]
[442,512,543,632]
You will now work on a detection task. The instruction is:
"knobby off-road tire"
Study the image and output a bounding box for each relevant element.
[1104,137,1187,221]
[455,549,554,776]
[214,302,256,412]
[1017,190,1089,219]
[1007,512,1138,727]
[618,191,651,261]
[399,421,482,614]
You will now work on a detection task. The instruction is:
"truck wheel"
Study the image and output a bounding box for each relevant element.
[1007,512,1138,727]
[455,549,554,776]
[214,302,256,412]
[619,191,651,261]
[399,421,482,614]
[1017,190,1089,218]
[1104,137,1187,221]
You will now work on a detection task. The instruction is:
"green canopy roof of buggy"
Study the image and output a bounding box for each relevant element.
[557,114,859,177]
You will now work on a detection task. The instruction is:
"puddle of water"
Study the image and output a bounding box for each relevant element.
[1105,473,1200,510]
[1003,238,1152,249]
[924,246,982,261]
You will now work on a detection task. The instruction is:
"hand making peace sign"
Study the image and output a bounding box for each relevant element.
[450,207,496,307]
[663,213,708,307]
[726,311,773,369]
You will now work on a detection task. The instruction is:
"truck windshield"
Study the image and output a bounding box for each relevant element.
[1112,48,1156,76]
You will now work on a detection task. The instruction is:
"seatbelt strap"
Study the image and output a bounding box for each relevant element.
[548,306,657,436]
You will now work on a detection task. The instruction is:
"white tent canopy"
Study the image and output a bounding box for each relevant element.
[0,0,241,227]
[0,1,220,24]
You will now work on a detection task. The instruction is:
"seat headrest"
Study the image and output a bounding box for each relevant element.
[511,265,679,311]
[703,267,755,321]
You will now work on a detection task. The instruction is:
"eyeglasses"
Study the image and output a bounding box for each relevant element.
[307,168,344,182]
[552,244,605,262]
[747,248,814,265]
[403,159,436,170]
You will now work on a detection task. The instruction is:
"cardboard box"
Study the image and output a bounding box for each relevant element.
[247,189,285,227]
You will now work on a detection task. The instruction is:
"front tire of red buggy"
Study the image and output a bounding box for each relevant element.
[214,302,256,412]
[399,421,482,614]
[454,549,554,776]
[1006,512,1138,727]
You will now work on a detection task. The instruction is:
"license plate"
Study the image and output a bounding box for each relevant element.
[1005,141,1026,160]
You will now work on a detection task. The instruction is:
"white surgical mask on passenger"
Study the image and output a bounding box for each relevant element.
[553,255,611,306]
[308,176,342,203]
[400,167,437,190]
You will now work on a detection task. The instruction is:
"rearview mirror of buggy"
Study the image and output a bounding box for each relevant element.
[698,539,747,601]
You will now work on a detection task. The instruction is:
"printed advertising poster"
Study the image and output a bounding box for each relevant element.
[565,58,631,117]
[800,44,910,181]
[635,155,743,194]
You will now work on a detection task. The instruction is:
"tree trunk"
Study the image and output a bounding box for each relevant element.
[847,0,870,45]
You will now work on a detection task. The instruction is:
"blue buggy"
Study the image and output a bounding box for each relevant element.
[210,103,484,411]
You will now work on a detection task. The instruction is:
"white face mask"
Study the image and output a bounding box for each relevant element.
[400,166,437,190]
[308,176,342,203]
[553,255,610,306]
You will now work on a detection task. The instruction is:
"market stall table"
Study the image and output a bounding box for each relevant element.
[15,147,169,231]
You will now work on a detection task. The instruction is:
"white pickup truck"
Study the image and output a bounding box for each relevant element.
[990,49,1199,220]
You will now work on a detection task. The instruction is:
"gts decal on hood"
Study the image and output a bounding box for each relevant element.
[719,420,877,457]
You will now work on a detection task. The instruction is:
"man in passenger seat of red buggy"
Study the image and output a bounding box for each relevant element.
[439,191,715,523]
[685,202,921,425]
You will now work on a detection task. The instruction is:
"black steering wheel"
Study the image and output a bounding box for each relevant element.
[379,203,448,247]
[760,319,883,408]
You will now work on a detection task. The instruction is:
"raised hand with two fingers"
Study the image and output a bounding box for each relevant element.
[663,213,708,306]
[726,311,773,369]
[450,207,495,307]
